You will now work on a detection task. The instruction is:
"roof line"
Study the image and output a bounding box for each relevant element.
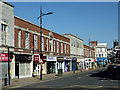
[62,33,83,41]
[14,16,69,40]
[1,0,14,7]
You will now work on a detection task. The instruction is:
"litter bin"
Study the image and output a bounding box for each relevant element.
[4,74,8,86]
[4,78,7,86]
[58,69,63,76]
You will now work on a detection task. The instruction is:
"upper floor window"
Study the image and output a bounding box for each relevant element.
[34,34,38,50]
[42,36,44,51]
[49,39,53,52]
[54,40,55,52]
[61,42,63,53]
[65,43,66,54]
[25,32,29,49]
[46,38,48,51]
[1,24,7,45]
[67,44,69,54]
[18,29,21,48]
[1,24,7,31]
[102,54,103,57]
[57,41,59,53]
[99,54,101,57]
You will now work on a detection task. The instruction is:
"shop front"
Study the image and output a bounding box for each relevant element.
[57,57,64,73]
[97,58,107,66]
[47,56,57,74]
[33,54,46,75]
[72,57,77,71]
[15,54,32,78]
[64,57,72,72]
[77,58,81,70]
[0,53,12,79]
[84,58,93,69]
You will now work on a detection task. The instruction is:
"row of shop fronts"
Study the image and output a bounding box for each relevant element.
[0,53,78,79]
[33,55,78,76]
[0,53,100,79]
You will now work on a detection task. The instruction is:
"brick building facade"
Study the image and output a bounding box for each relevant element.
[83,45,95,59]
[12,16,70,78]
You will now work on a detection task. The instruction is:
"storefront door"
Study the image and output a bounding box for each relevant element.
[47,61,56,74]
[15,62,19,79]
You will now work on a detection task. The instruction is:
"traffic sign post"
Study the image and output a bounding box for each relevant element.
[39,59,43,64]
[39,54,43,80]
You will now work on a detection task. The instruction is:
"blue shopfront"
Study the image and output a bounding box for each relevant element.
[97,58,107,66]
[64,57,72,72]
[72,57,77,71]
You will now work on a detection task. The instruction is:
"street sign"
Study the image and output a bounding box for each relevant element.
[39,59,43,64]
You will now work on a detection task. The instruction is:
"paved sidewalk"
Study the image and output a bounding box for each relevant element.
[2,66,105,89]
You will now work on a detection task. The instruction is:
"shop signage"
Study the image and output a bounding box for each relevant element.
[47,56,57,61]
[15,54,32,61]
[0,53,12,61]
[72,57,77,62]
[34,55,39,61]
[57,57,64,62]
[64,57,72,60]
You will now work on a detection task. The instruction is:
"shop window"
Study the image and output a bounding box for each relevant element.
[19,63,25,76]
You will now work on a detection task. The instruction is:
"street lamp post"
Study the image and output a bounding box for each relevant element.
[37,5,53,80]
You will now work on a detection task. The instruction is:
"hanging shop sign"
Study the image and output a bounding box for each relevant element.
[34,55,39,61]
[0,53,12,61]
[34,55,46,62]
[57,57,64,62]
[15,54,32,61]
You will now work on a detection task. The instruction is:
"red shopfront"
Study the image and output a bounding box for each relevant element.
[33,55,46,75]
[0,53,12,79]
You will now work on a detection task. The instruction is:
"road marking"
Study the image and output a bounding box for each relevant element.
[110,80,115,81]
[97,86,103,88]
[78,77,81,78]
[36,85,53,88]
[64,85,103,88]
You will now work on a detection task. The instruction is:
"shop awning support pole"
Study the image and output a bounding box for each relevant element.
[8,47,10,85]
